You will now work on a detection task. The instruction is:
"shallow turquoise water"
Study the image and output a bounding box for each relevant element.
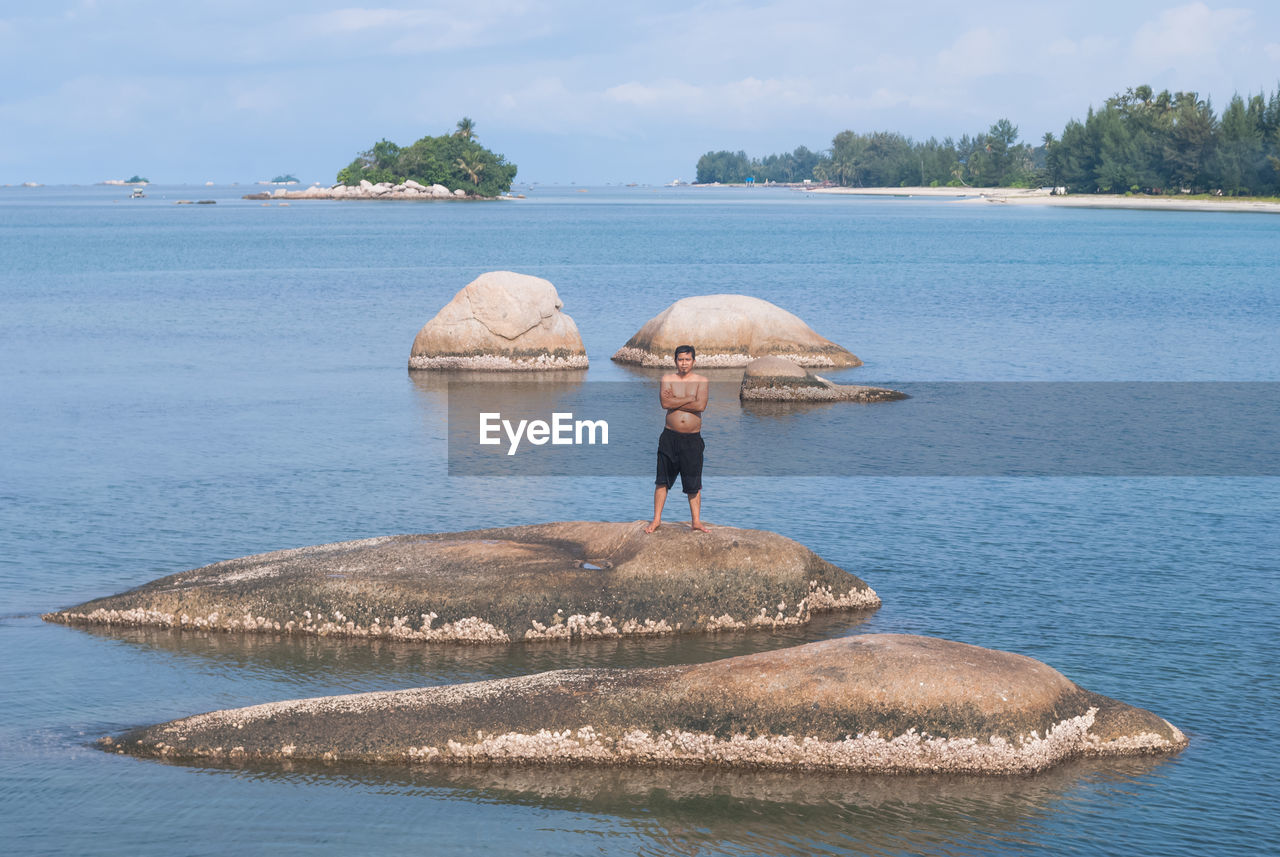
[1,185,1277,855]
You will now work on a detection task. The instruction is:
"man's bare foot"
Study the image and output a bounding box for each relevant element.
[644,520,661,533]
[690,521,711,533]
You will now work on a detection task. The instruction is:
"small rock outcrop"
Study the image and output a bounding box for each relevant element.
[43,522,877,643]
[740,356,907,402]
[612,295,860,368]
[408,271,588,370]
[103,634,1187,774]
[241,182,492,201]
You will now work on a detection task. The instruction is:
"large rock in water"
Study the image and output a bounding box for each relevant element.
[43,522,878,643]
[740,356,908,402]
[408,271,588,370]
[612,295,861,368]
[103,634,1186,774]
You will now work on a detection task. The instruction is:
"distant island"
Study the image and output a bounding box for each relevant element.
[244,118,518,202]
[338,118,516,197]
[697,83,1280,199]
[99,176,149,186]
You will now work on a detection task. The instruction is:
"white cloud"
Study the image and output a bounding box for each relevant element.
[606,80,702,107]
[1046,38,1077,56]
[290,2,545,53]
[0,75,170,128]
[495,72,947,143]
[301,7,427,34]
[936,27,1014,78]
[492,76,610,135]
[0,72,303,131]
[231,84,287,114]
[1265,42,1280,60]
[1131,3,1251,64]
[602,77,811,119]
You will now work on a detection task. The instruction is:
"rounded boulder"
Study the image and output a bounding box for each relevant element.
[409,271,588,370]
[43,522,879,643]
[105,634,1187,775]
[612,295,860,368]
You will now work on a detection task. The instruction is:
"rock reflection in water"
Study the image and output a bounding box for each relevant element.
[407,368,590,395]
[69,611,871,691]
[166,754,1175,857]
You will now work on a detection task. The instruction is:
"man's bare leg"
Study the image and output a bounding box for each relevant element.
[645,485,668,533]
[688,491,710,532]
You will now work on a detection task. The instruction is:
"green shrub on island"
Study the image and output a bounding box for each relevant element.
[697,121,1029,187]
[126,175,149,184]
[700,82,1280,196]
[1045,85,1280,195]
[337,118,517,197]
[271,174,299,183]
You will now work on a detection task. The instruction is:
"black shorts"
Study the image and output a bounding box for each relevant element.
[656,428,704,495]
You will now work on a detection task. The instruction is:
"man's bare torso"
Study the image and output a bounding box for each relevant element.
[663,373,707,432]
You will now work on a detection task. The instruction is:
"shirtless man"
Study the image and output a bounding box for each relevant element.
[645,344,710,533]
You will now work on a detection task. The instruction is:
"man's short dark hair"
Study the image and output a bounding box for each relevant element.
[674,345,695,359]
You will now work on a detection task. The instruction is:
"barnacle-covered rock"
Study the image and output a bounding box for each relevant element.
[740,356,907,402]
[43,522,878,643]
[104,634,1186,774]
[409,271,588,370]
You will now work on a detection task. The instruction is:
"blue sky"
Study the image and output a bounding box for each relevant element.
[2,1,1278,185]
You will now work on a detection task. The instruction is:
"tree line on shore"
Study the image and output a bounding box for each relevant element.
[695,83,1280,196]
[337,118,517,196]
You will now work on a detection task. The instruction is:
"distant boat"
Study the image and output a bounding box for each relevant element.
[130,188,146,198]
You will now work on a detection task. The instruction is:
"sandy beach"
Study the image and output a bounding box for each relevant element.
[805,185,1280,214]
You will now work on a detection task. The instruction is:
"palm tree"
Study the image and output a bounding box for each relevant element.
[456,155,484,186]
[1043,132,1062,190]
[455,117,476,140]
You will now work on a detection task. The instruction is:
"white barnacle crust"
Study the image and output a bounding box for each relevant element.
[805,579,880,611]
[48,607,510,643]
[409,353,589,370]
[700,585,877,634]
[612,347,764,368]
[525,613,675,641]
[705,614,747,631]
[54,597,879,642]
[392,708,1183,774]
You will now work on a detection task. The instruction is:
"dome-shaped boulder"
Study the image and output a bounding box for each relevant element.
[612,295,859,368]
[409,271,588,370]
[43,522,878,643]
[104,634,1187,775]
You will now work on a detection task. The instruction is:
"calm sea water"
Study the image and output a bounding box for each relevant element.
[1,185,1277,856]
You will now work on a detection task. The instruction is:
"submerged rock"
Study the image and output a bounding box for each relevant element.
[103,634,1186,774]
[43,522,877,643]
[612,295,861,368]
[740,356,907,402]
[408,271,589,370]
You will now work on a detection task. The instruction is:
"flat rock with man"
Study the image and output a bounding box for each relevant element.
[646,345,710,533]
